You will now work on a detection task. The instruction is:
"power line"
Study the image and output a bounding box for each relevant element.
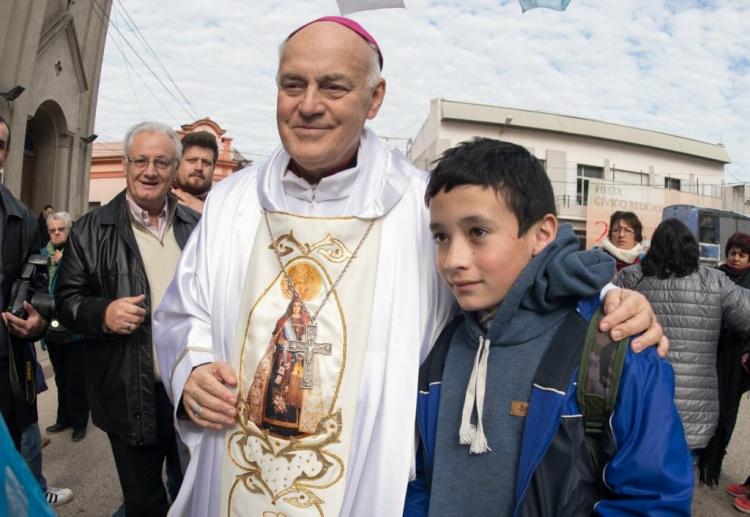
[114,8,145,120]
[91,0,197,121]
[112,0,199,120]
[102,28,182,125]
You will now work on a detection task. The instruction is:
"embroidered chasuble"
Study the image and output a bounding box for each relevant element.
[221,211,381,516]
[154,129,456,517]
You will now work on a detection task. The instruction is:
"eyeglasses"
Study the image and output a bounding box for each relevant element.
[48,227,66,233]
[126,156,176,171]
[611,227,635,235]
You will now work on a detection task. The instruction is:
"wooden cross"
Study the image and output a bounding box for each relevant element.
[286,325,332,390]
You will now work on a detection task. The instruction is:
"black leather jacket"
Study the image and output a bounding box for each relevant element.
[1,184,43,429]
[55,191,199,446]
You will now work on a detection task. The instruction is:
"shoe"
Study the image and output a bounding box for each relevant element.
[45,423,71,433]
[72,428,87,442]
[41,435,51,448]
[45,487,73,506]
[736,496,750,514]
[729,483,750,497]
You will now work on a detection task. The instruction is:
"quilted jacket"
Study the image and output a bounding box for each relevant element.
[615,264,750,449]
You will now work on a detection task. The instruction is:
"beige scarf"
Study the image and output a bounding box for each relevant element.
[600,238,643,265]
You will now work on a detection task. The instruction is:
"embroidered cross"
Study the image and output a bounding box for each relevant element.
[286,325,332,389]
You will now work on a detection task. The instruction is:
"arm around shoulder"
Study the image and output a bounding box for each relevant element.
[595,347,693,516]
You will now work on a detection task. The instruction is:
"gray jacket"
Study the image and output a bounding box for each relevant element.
[615,264,750,449]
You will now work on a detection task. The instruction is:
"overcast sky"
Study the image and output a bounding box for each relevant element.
[93,0,750,182]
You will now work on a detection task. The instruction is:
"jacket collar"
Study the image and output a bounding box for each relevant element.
[0,183,29,220]
[98,190,193,226]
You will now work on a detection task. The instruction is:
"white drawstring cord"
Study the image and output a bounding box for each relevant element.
[458,336,492,454]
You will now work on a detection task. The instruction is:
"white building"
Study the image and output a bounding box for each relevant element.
[410,99,740,246]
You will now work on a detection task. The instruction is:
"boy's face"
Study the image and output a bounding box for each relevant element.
[429,185,556,312]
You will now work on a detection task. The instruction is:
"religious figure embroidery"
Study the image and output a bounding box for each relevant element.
[227,215,376,515]
[248,294,330,436]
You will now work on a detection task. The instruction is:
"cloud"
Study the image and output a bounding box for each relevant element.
[95,0,750,180]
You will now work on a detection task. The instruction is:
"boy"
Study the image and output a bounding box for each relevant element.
[404,138,692,516]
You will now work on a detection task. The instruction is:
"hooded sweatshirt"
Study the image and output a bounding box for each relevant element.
[428,224,614,517]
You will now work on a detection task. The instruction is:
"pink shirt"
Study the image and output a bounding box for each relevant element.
[125,193,171,241]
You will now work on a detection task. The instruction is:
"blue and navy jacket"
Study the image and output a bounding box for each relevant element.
[404,300,693,517]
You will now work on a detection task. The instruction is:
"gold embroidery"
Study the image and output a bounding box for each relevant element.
[268,231,359,265]
[227,412,344,515]
[231,215,368,514]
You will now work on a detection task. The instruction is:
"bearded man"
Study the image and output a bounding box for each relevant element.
[172,130,218,214]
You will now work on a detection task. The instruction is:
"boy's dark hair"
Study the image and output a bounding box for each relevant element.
[181,131,218,163]
[641,218,699,279]
[425,137,556,236]
[609,211,643,243]
[0,114,10,153]
[725,231,750,258]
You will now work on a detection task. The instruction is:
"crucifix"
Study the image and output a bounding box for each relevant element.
[287,325,332,389]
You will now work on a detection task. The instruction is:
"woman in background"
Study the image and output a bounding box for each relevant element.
[615,220,750,460]
[699,232,750,510]
[600,211,645,272]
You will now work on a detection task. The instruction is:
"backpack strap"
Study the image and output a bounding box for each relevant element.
[576,308,629,470]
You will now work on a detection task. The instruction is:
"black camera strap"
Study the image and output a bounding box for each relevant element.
[6,335,36,405]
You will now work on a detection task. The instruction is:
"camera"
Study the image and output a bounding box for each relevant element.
[7,254,55,320]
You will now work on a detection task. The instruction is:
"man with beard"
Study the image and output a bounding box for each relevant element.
[172,131,218,214]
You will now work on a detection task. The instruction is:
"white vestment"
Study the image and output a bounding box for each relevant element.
[155,128,454,516]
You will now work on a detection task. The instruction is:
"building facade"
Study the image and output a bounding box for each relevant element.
[410,99,740,247]
[89,117,249,208]
[0,0,111,217]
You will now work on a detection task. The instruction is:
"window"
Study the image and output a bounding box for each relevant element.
[665,177,681,190]
[698,212,717,244]
[576,165,603,206]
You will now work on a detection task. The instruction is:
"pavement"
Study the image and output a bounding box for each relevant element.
[32,342,750,516]
[35,344,122,517]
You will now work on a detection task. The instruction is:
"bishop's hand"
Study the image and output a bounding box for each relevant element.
[183,361,238,429]
[600,288,668,357]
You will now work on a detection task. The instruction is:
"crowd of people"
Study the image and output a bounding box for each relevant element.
[0,13,749,517]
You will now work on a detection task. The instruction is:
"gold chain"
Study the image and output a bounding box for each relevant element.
[263,209,376,321]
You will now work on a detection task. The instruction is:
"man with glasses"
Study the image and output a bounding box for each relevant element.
[55,121,200,515]
[172,131,218,214]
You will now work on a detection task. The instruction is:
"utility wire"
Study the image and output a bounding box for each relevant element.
[113,9,146,120]
[112,0,199,120]
[91,0,197,121]
[96,10,182,126]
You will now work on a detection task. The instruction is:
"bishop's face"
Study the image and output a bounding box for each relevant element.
[276,21,385,179]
